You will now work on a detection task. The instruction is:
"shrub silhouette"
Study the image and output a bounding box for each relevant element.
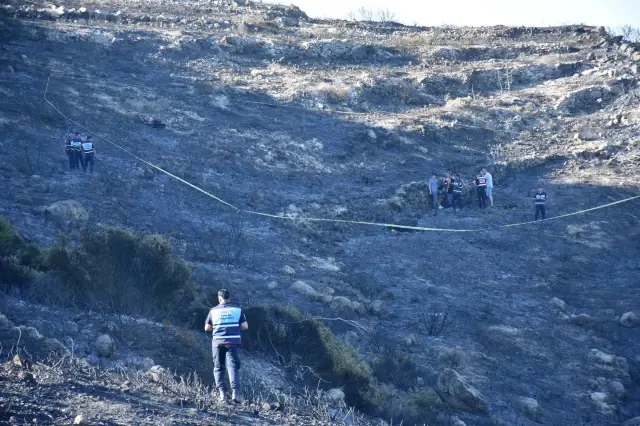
[47,228,195,316]
[0,216,46,286]
[243,305,382,411]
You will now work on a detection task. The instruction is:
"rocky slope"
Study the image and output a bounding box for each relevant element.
[1,0,640,425]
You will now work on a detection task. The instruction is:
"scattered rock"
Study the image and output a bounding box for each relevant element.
[589,349,615,365]
[290,280,318,299]
[136,166,155,179]
[73,414,85,425]
[146,365,166,382]
[550,297,567,311]
[369,299,384,315]
[555,85,615,115]
[95,334,115,358]
[566,224,586,236]
[6,65,14,73]
[44,200,89,224]
[404,334,417,345]
[266,281,279,290]
[624,416,640,426]
[437,368,488,412]
[324,388,345,404]
[620,311,638,328]
[366,129,377,140]
[515,396,539,421]
[329,295,356,313]
[608,380,626,399]
[570,313,593,328]
[590,391,616,414]
[280,265,295,276]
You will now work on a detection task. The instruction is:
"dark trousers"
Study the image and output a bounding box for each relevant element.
[213,345,240,391]
[82,153,95,173]
[452,193,462,210]
[535,205,546,220]
[67,149,77,169]
[477,186,487,208]
[431,192,438,214]
[69,150,82,169]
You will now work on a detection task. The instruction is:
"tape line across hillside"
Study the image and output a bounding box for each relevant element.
[44,77,640,233]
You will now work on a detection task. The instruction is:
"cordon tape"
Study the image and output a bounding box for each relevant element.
[43,77,640,233]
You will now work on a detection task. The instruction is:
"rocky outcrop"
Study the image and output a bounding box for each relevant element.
[437,368,488,412]
[44,200,89,224]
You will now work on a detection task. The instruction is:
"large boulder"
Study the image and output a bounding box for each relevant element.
[620,312,638,328]
[44,200,88,224]
[437,368,488,412]
[290,280,318,300]
[515,396,539,421]
[555,85,616,115]
[95,334,115,358]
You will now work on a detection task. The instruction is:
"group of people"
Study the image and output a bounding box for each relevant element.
[427,168,494,215]
[427,168,548,220]
[65,130,96,173]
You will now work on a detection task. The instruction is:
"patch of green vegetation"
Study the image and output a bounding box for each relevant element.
[0,216,47,286]
[243,305,383,411]
[370,348,419,389]
[47,228,195,317]
[0,217,194,318]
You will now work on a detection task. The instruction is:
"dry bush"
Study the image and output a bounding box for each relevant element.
[370,347,419,389]
[438,347,465,369]
[418,304,453,337]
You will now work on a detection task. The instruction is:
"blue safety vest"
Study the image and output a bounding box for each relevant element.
[207,304,243,346]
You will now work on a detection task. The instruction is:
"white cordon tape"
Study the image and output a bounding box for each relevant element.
[44,77,640,232]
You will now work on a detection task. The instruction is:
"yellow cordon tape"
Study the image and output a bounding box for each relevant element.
[44,78,239,211]
[44,77,640,233]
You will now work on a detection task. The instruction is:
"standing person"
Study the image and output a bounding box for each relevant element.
[534,187,547,220]
[204,289,249,404]
[69,132,83,170]
[452,174,463,211]
[483,168,494,207]
[475,170,487,208]
[81,136,96,173]
[428,173,439,216]
[65,133,75,170]
[444,170,454,208]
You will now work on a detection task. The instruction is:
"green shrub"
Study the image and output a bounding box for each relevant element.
[370,348,419,389]
[243,305,383,412]
[47,228,195,317]
[0,216,47,286]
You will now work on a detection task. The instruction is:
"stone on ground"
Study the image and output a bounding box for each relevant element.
[437,368,488,412]
[95,334,115,358]
[44,200,89,223]
[620,311,638,328]
[515,396,539,421]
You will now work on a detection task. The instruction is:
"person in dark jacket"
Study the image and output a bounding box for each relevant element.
[204,289,249,403]
[534,187,547,220]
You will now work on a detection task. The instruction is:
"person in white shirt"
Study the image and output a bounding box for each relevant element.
[482,168,494,207]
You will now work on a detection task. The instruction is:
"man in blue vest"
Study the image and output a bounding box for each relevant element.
[204,289,248,403]
[534,187,547,220]
[81,136,96,173]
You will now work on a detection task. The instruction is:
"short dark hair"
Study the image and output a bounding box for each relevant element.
[87,136,93,140]
[218,289,230,300]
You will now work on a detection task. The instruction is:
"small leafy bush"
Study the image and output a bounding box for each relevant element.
[0,216,47,286]
[370,347,419,389]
